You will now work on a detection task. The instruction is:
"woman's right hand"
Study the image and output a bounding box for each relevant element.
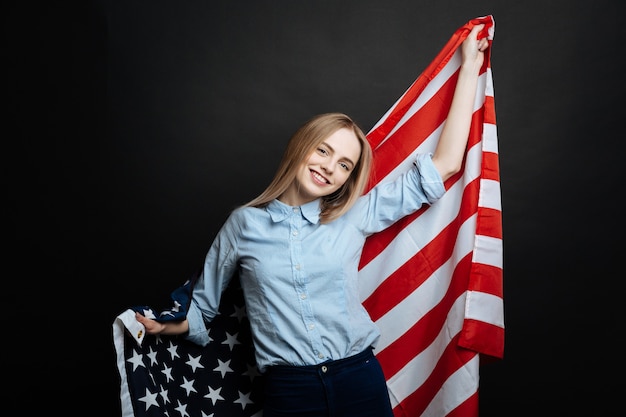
[135,311,166,335]
[135,311,190,336]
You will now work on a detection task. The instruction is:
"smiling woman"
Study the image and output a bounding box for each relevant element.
[284,126,363,206]
[133,24,487,417]
[245,113,373,223]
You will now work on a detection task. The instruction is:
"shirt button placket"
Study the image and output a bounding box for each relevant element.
[290,207,320,360]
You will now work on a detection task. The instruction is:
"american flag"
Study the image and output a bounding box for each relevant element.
[360,15,503,416]
[113,15,503,417]
[114,274,265,417]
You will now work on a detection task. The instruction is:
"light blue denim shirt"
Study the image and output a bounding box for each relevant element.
[185,153,445,373]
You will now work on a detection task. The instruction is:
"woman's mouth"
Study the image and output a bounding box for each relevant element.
[311,170,329,185]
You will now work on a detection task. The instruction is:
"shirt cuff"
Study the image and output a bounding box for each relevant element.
[415,153,445,203]
[184,303,211,346]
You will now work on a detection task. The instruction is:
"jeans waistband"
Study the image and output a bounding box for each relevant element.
[266,347,374,376]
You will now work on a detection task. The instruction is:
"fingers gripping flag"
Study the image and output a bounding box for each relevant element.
[113,15,503,417]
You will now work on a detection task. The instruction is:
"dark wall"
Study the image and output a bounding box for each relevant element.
[7,1,622,415]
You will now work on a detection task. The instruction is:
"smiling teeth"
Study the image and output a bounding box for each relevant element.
[312,171,328,184]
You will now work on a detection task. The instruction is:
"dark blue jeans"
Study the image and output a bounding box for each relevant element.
[262,348,394,417]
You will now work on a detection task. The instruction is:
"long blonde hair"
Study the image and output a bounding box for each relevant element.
[244,113,372,223]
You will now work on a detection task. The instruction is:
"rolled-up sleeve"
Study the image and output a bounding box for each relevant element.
[353,152,446,234]
[414,153,445,203]
[185,302,211,346]
[184,214,239,347]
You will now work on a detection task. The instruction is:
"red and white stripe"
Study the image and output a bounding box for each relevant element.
[359,15,503,417]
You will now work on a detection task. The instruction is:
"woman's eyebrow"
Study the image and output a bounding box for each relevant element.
[321,142,356,167]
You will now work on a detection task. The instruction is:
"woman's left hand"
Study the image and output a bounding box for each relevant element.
[461,24,489,70]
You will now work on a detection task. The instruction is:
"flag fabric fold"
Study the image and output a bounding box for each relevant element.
[113,14,503,417]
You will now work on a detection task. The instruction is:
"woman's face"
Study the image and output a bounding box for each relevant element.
[283,127,362,206]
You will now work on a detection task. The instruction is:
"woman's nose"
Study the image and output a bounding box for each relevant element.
[321,159,334,174]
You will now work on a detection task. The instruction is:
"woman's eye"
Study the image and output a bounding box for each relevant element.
[317,148,328,155]
[340,162,350,171]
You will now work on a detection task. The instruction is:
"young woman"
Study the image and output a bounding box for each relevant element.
[136,24,489,417]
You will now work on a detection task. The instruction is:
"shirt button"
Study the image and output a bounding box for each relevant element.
[318,353,324,359]
[308,324,315,330]
[300,294,306,299]
[293,208,298,213]
[292,230,299,236]
[295,264,301,270]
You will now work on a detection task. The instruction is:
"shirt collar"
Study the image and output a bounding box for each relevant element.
[267,199,321,224]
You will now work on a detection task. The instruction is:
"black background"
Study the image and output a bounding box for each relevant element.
[7,1,624,415]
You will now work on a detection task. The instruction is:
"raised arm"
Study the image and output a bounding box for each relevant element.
[431,24,489,181]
